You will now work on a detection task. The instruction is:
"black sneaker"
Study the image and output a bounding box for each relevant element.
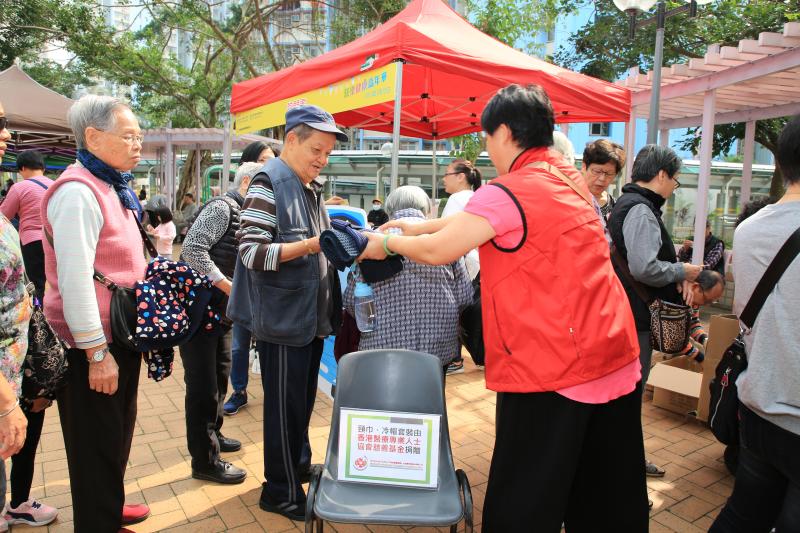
[259,486,305,521]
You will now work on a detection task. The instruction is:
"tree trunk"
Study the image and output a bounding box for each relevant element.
[769,163,784,199]
[174,150,215,210]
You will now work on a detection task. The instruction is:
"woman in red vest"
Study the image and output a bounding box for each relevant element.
[360,84,648,532]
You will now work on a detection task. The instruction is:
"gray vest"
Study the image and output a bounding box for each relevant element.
[228,157,337,346]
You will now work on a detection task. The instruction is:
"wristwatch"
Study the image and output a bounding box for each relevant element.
[88,347,109,364]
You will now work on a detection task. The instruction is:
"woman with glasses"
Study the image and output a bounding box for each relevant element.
[607,144,701,483]
[582,139,626,220]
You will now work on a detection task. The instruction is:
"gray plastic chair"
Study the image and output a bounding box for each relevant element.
[305,349,473,532]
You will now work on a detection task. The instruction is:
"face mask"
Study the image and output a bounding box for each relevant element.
[372,204,381,211]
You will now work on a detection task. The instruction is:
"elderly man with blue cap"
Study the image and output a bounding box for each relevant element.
[228,104,347,521]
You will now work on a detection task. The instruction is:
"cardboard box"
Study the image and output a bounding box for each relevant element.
[696,314,741,422]
[649,357,703,416]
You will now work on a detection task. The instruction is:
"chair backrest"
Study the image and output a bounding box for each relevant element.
[325,349,453,479]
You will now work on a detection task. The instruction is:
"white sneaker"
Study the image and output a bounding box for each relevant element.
[5,499,59,526]
[0,517,7,532]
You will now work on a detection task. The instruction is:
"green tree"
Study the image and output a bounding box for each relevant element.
[554,0,798,196]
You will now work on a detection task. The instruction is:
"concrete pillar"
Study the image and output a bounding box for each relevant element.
[691,90,716,266]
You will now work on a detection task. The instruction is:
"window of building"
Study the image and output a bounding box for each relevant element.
[589,122,611,136]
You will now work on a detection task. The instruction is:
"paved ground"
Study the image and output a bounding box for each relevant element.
[23,354,732,533]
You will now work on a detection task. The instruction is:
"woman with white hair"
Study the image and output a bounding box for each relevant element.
[343,185,473,374]
[176,161,263,486]
[41,94,150,531]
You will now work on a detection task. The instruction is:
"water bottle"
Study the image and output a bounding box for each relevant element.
[353,282,377,332]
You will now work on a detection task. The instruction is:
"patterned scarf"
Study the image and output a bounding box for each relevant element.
[77,149,142,217]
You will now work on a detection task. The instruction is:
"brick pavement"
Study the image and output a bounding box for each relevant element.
[23,356,732,532]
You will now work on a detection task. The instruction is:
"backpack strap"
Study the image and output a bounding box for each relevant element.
[29,178,49,190]
[739,225,800,329]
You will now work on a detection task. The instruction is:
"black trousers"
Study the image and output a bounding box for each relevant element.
[482,386,649,533]
[57,345,140,533]
[179,329,232,469]
[710,405,800,532]
[257,338,322,506]
[10,399,46,507]
[20,240,45,300]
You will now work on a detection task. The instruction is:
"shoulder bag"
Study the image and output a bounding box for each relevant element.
[609,245,692,354]
[708,225,800,445]
[23,282,69,401]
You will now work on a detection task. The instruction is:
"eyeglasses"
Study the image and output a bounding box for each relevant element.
[588,167,618,179]
[98,129,144,145]
[442,171,462,177]
[669,175,681,189]
[0,117,8,131]
[114,133,144,145]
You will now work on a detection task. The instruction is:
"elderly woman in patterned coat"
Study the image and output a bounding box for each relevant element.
[343,186,472,375]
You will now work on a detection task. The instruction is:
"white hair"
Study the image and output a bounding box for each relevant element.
[552,130,576,167]
[385,185,431,217]
[67,94,129,149]
[233,162,263,191]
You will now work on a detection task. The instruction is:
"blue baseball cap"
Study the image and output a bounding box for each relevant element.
[285,105,349,143]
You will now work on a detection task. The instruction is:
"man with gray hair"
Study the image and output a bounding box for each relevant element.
[41,94,151,531]
[177,161,262,485]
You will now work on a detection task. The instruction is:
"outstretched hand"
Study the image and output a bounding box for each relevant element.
[358,231,389,261]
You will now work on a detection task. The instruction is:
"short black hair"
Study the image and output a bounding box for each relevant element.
[16,150,45,172]
[630,145,682,183]
[481,84,554,150]
[776,115,800,185]
[583,139,626,174]
[183,192,194,200]
[696,269,724,291]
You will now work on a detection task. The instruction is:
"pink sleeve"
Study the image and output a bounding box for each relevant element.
[0,187,20,220]
[464,184,523,241]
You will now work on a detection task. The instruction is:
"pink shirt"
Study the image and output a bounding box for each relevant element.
[465,184,641,404]
[152,221,176,257]
[0,177,54,245]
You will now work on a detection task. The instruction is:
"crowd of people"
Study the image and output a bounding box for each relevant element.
[0,82,797,533]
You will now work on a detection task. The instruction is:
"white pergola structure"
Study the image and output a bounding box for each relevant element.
[140,127,277,206]
[618,21,800,263]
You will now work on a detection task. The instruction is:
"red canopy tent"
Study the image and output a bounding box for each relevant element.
[232,0,630,141]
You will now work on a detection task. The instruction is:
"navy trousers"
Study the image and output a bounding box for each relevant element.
[257,338,322,505]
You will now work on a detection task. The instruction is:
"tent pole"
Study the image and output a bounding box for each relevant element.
[390,61,404,192]
[221,113,233,194]
[431,139,437,208]
[692,89,716,266]
[625,109,637,183]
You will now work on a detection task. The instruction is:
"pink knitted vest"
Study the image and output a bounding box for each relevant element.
[41,165,147,347]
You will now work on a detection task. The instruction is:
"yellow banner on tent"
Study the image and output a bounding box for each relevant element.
[234,63,398,134]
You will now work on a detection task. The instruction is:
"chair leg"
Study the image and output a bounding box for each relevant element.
[305,467,323,533]
[316,517,324,532]
[456,469,474,533]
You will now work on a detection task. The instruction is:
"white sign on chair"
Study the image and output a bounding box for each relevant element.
[337,408,441,489]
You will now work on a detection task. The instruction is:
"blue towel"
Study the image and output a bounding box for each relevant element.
[320,219,369,271]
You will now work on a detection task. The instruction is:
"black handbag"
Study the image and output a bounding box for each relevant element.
[45,215,158,352]
[459,273,484,366]
[610,245,692,354]
[22,285,69,401]
[708,226,800,445]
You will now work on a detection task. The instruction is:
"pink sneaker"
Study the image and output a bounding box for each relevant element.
[5,499,58,526]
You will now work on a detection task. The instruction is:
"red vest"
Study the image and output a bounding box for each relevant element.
[480,148,638,393]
